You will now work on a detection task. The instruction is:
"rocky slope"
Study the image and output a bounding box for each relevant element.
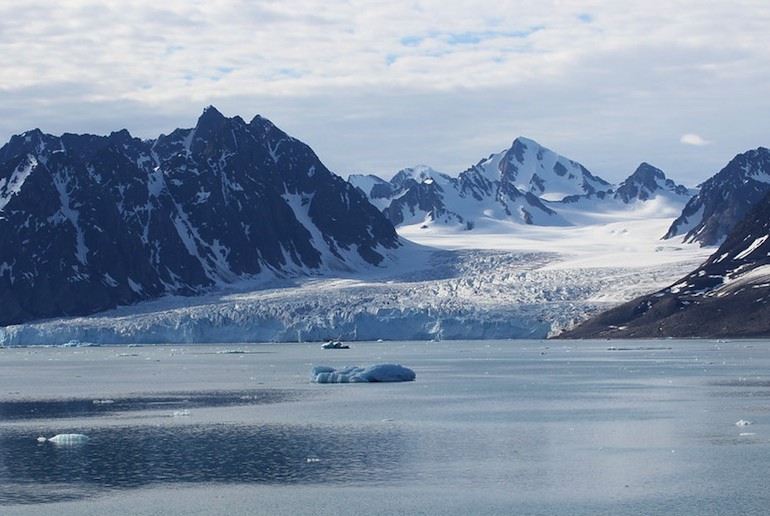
[664,147,770,246]
[557,190,770,338]
[0,107,400,326]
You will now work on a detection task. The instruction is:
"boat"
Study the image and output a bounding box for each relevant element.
[322,340,349,349]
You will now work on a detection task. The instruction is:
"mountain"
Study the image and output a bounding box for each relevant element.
[613,162,692,204]
[0,106,400,326]
[351,139,692,230]
[478,136,612,201]
[557,190,770,339]
[350,137,614,229]
[664,147,770,246]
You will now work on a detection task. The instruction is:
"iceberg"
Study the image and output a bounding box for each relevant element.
[38,433,90,445]
[311,364,416,383]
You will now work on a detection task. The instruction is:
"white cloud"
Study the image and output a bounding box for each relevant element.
[680,134,712,147]
[0,1,768,184]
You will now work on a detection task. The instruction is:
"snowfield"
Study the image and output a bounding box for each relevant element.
[0,205,712,345]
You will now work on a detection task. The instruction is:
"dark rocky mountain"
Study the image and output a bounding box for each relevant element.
[557,190,770,339]
[664,147,770,246]
[613,162,691,204]
[0,106,400,326]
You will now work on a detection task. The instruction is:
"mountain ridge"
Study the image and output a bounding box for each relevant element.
[0,106,400,326]
[350,137,692,230]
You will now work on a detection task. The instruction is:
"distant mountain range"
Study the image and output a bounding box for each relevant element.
[0,107,399,326]
[350,137,694,230]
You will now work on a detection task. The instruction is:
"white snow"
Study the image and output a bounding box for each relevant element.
[51,170,89,265]
[310,364,416,383]
[0,154,37,211]
[717,264,770,294]
[735,235,768,260]
[40,433,90,445]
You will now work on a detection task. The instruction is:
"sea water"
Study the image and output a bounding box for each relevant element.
[1,340,769,515]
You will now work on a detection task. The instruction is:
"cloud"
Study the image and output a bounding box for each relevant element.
[680,134,712,146]
[0,1,768,185]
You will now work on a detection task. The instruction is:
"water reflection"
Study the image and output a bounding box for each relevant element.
[0,423,407,505]
[0,390,304,421]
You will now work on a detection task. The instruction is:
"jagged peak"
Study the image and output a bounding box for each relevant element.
[249,113,273,126]
[108,128,135,144]
[196,105,227,129]
[627,162,665,181]
[390,165,449,187]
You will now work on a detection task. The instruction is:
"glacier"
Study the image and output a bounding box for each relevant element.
[0,147,713,346]
[0,222,709,345]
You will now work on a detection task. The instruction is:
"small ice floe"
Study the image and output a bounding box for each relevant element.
[306,457,321,463]
[38,433,89,445]
[61,340,99,348]
[310,364,416,383]
[736,419,753,426]
[92,399,115,405]
[173,409,191,417]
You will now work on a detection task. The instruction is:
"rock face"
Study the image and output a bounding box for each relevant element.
[557,190,770,339]
[0,107,400,326]
[664,147,770,246]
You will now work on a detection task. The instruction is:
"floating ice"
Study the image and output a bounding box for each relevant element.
[39,433,90,445]
[735,419,753,426]
[311,364,416,383]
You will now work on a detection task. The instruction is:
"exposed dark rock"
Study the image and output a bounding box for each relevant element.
[664,147,770,246]
[0,106,400,326]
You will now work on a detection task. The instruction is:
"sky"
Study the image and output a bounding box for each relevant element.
[1,0,769,186]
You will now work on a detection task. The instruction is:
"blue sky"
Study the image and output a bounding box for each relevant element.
[1,0,769,185]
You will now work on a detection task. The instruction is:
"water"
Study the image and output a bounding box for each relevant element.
[1,340,769,515]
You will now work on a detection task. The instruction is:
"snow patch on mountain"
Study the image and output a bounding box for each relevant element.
[0,154,37,211]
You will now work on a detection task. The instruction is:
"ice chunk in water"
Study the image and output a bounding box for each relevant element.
[311,364,416,383]
[40,433,90,445]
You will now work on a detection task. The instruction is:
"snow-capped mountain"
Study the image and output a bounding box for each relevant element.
[613,162,692,204]
[477,136,612,201]
[558,189,770,338]
[351,138,692,230]
[350,137,611,229]
[0,106,400,326]
[664,147,770,246]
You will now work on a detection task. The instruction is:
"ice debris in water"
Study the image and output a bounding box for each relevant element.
[37,433,90,445]
[735,419,753,426]
[311,364,416,383]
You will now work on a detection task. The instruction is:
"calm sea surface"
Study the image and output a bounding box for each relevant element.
[1,339,769,515]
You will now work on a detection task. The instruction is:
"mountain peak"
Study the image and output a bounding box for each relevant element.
[196,105,227,128]
[614,163,689,204]
[665,147,770,245]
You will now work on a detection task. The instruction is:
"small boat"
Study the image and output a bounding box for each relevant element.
[322,340,349,349]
